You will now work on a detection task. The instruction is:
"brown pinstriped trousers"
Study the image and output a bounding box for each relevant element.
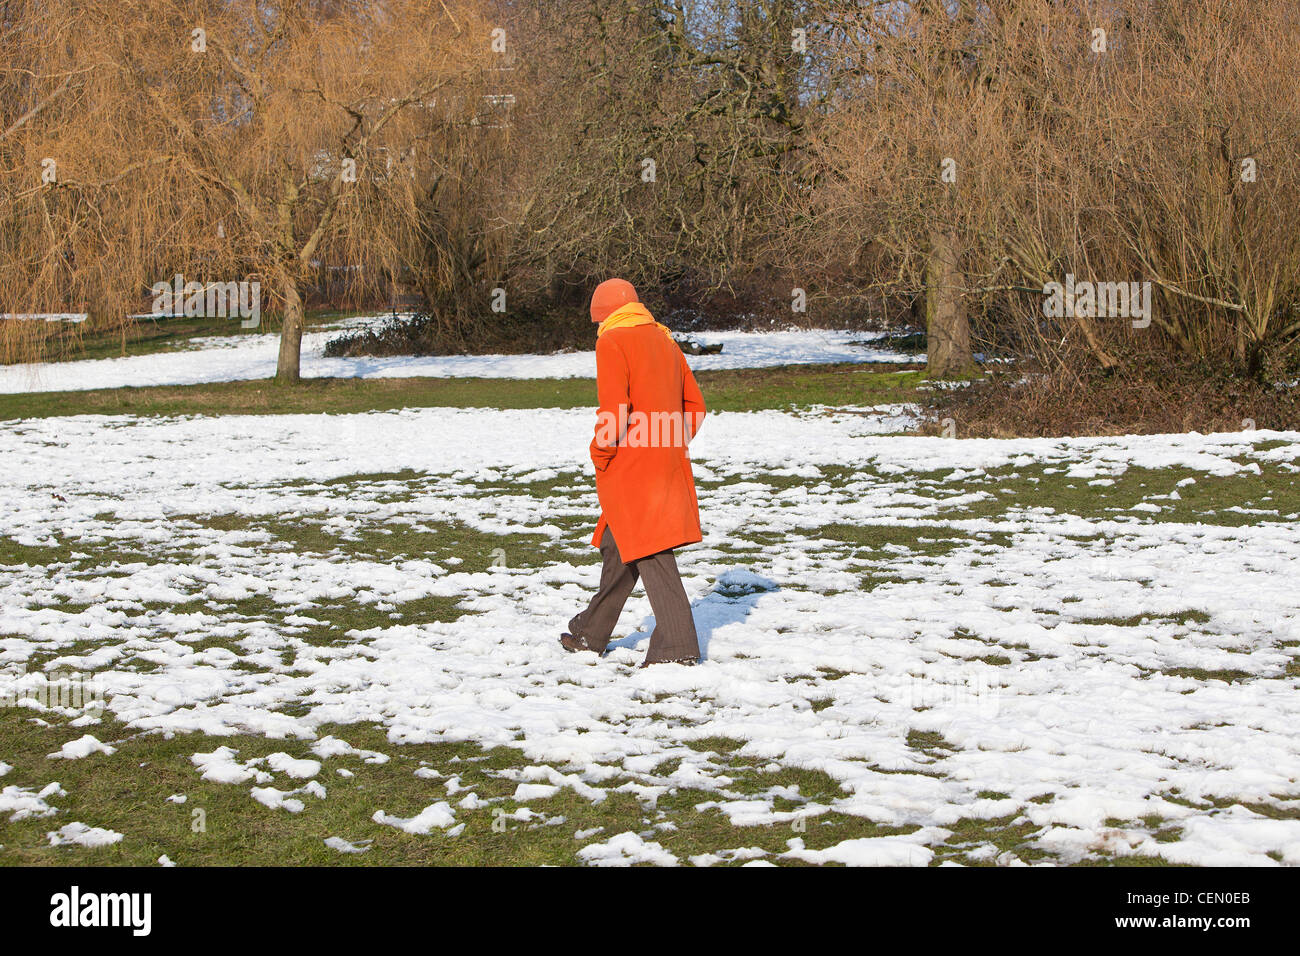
[568,526,700,664]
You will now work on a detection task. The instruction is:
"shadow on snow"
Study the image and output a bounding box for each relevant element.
[611,567,780,661]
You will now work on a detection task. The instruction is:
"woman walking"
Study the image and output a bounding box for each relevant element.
[561,278,707,667]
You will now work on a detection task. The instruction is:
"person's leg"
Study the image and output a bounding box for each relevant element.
[565,526,639,654]
[634,549,700,665]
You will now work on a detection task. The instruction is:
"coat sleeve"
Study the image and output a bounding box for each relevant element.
[590,335,630,472]
[680,348,706,444]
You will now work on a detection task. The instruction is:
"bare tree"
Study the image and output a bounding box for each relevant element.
[7,0,1300,384]
[487,0,820,311]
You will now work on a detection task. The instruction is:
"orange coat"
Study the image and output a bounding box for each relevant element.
[589,310,707,563]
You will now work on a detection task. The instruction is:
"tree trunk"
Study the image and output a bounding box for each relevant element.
[925,225,975,378]
[275,271,305,384]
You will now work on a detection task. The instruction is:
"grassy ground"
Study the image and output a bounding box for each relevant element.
[4,451,1297,865]
[0,364,928,421]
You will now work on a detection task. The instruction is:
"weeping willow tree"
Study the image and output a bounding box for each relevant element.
[0,0,495,381]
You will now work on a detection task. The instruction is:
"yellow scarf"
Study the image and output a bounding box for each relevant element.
[596,302,675,341]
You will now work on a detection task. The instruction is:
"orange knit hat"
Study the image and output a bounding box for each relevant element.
[590,278,639,324]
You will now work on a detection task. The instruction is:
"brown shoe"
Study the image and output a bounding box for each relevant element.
[560,632,605,655]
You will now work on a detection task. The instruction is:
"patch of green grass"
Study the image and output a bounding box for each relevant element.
[0,532,86,569]
[0,364,927,421]
[1154,667,1256,684]
[944,463,1300,529]
[815,522,949,551]
[906,729,958,754]
[685,735,750,755]
[183,510,567,569]
[703,364,926,413]
[1076,611,1212,628]
[934,813,1052,865]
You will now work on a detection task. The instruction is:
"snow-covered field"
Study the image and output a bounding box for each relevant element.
[0,321,917,394]
[2,406,1298,865]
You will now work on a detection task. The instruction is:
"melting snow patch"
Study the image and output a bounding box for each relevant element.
[311,736,389,764]
[576,831,679,867]
[47,734,116,760]
[372,801,457,834]
[47,822,124,848]
[512,783,559,801]
[250,787,305,813]
[689,846,770,867]
[265,752,321,779]
[324,836,372,854]
[0,783,63,821]
[782,830,950,867]
[1141,806,1300,866]
[191,748,272,785]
